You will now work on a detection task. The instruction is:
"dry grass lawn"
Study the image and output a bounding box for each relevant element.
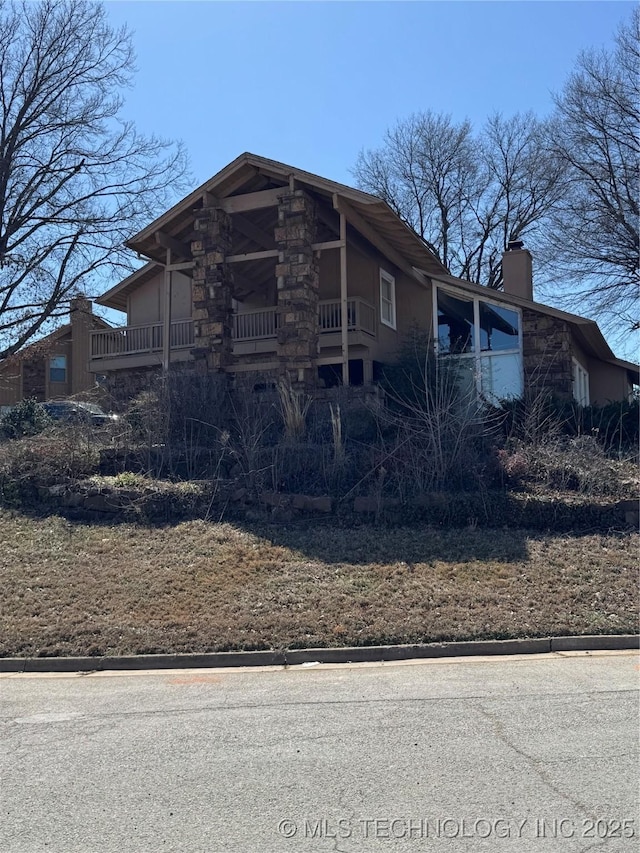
[1,509,637,657]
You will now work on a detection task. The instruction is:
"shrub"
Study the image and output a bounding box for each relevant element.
[0,398,51,439]
[374,335,504,494]
[121,372,234,478]
[497,396,639,454]
[0,431,100,508]
[497,435,638,497]
[277,377,311,442]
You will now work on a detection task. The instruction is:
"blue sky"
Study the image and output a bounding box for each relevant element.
[101,1,635,354]
[104,1,632,186]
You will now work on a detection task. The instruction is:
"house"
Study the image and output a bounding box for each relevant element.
[0,297,111,410]
[90,153,638,406]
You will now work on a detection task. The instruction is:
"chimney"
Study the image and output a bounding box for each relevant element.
[70,296,93,394]
[502,240,533,301]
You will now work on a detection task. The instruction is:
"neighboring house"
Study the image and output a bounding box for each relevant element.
[90,153,639,406]
[0,298,111,410]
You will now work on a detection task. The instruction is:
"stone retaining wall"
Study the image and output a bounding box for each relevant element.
[20,480,638,531]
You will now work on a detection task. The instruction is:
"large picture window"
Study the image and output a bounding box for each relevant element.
[435,286,523,402]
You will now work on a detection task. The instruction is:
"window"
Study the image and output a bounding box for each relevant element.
[434,286,523,402]
[436,291,474,353]
[572,359,589,406]
[380,269,396,329]
[49,355,67,383]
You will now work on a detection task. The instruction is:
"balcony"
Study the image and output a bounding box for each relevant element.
[233,297,376,341]
[90,298,376,371]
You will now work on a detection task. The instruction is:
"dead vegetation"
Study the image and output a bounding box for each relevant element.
[0,354,637,659]
[0,510,637,658]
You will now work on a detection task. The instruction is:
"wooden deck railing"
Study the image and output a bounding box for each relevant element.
[233,307,278,341]
[90,298,377,360]
[90,319,194,360]
[318,298,376,335]
[234,298,376,340]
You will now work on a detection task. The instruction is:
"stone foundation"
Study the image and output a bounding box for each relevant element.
[101,366,162,410]
[101,362,203,411]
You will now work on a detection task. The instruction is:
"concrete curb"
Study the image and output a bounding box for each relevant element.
[1,634,637,673]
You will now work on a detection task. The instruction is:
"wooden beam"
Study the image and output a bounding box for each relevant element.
[333,197,415,279]
[202,190,219,207]
[233,213,275,249]
[215,166,259,198]
[311,239,344,252]
[166,261,194,272]
[227,243,341,263]
[339,210,349,386]
[227,361,280,374]
[162,248,172,373]
[155,230,191,260]
[220,187,285,214]
[226,249,279,264]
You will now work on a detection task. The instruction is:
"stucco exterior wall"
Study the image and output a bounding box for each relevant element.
[317,249,340,300]
[22,357,47,401]
[588,360,632,405]
[339,241,432,365]
[128,271,192,326]
[396,271,432,340]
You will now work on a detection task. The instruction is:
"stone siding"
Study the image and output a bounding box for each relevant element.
[191,206,234,374]
[522,308,573,399]
[275,190,320,388]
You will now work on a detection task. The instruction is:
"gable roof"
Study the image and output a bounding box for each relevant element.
[0,313,112,373]
[125,152,449,279]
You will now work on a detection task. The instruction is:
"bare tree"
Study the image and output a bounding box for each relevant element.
[0,0,189,359]
[543,9,639,331]
[353,110,564,289]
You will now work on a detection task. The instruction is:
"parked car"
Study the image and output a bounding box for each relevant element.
[41,400,118,425]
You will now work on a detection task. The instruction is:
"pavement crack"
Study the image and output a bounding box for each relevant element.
[474,700,593,815]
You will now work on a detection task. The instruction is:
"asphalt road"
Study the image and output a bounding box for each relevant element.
[1,651,638,853]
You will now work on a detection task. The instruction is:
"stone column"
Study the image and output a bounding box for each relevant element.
[274,190,320,389]
[191,206,234,373]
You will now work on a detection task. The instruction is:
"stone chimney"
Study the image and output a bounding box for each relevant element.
[70,296,93,394]
[502,240,533,301]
